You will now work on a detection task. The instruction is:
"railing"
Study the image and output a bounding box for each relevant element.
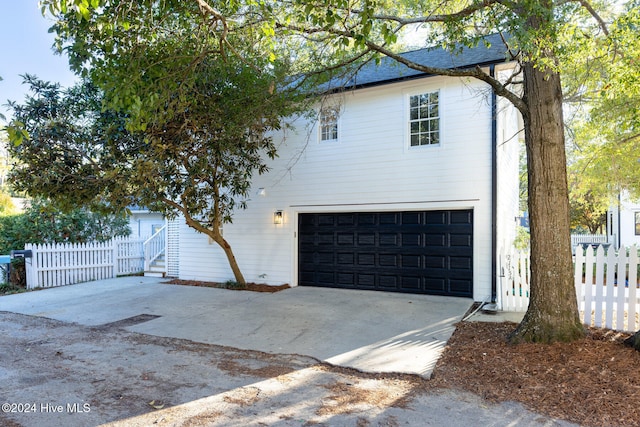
[24,237,144,289]
[500,246,640,332]
[571,233,609,247]
[143,225,166,272]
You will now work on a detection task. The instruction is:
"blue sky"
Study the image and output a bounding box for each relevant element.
[0,1,77,120]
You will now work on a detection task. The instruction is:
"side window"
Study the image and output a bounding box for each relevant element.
[319,107,339,142]
[409,91,440,147]
[635,212,640,235]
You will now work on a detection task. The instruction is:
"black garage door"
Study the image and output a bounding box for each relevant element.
[298,210,473,297]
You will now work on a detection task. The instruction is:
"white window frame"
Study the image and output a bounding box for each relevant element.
[319,107,340,143]
[406,89,441,149]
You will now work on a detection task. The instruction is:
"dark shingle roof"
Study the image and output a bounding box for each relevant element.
[324,33,511,91]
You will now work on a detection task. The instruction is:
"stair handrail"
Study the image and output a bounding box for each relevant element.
[143,225,166,272]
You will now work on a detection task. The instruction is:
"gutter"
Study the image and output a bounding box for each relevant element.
[490,64,498,303]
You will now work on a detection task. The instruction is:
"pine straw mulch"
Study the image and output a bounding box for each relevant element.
[430,321,640,427]
[164,279,290,293]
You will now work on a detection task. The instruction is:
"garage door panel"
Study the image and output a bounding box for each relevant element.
[358,213,377,226]
[358,234,376,245]
[337,272,355,286]
[379,254,398,267]
[379,213,400,224]
[449,279,473,295]
[425,233,446,246]
[400,276,422,290]
[379,234,398,246]
[425,278,446,293]
[317,252,334,264]
[379,275,398,289]
[425,255,445,268]
[450,256,472,270]
[357,274,376,287]
[337,253,354,265]
[401,254,422,268]
[402,212,422,224]
[450,210,473,224]
[337,215,355,225]
[298,210,473,297]
[318,233,335,245]
[337,233,354,245]
[425,211,447,224]
[316,271,335,285]
[450,234,472,247]
[357,253,375,266]
[318,215,336,226]
[402,233,421,246]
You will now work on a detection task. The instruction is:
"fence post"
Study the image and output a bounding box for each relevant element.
[25,243,35,289]
[615,246,628,331]
[629,246,638,332]
[112,238,118,278]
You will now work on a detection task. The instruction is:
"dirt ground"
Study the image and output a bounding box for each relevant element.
[1,283,639,426]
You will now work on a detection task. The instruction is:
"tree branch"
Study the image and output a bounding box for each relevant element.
[576,0,610,36]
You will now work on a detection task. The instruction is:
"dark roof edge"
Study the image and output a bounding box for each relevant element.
[333,58,513,93]
[317,33,514,94]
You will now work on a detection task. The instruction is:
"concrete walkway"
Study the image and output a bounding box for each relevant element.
[0,277,472,377]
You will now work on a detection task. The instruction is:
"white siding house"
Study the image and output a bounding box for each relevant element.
[608,191,640,248]
[176,35,522,302]
[128,207,165,239]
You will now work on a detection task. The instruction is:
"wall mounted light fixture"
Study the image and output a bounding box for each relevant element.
[274,210,284,225]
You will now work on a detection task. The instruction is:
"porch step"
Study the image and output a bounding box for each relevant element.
[144,257,166,277]
[144,271,165,278]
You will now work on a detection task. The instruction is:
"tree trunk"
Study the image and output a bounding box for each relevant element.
[509,62,585,343]
[181,211,247,285]
[215,235,247,285]
[625,330,640,351]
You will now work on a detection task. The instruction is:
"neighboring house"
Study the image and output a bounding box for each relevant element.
[127,206,165,239]
[174,34,523,302]
[607,191,640,249]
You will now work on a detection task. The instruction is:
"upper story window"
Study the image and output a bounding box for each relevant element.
[409,91,439,147]
[320,107,339,142]
[635,212,640,235]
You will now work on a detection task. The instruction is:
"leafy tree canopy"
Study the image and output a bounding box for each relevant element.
[564,1,640,207]
[9,2,318,284]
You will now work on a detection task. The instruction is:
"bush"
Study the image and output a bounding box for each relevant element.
[0,199,132,287]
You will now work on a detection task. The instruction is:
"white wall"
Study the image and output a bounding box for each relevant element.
[179,74,512,301]
[495,67,524,254]
[129,211,165,239]
[614,192,640,247]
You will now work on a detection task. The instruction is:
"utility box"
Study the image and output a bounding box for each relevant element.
[10,249,33,259]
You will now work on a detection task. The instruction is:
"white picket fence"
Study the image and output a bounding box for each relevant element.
[499,250,531,312]
[24,237,145,289]
[571,233,609,247]
[500,245,640,332]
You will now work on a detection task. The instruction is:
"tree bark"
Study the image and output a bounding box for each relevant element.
[625,330,640,350]
[179,208,247,285]
[509,62,585,343]
[212,234,247,285]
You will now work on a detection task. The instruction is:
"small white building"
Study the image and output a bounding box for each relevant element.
[607,191,640,249]
[127,206,165,239]
[173,34,523,302]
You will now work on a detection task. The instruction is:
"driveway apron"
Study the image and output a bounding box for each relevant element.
[0,277,471,377]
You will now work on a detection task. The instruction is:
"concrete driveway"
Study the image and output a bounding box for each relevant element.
[0,277,471,377]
